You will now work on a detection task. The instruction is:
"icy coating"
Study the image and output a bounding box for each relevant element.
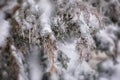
[0,0,120,80]
[14,0,101,79]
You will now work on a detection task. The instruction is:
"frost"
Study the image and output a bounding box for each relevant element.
[0,17,10,47]
[1,0,120,80]
[11,45,28,80]
[95,29,115,53]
